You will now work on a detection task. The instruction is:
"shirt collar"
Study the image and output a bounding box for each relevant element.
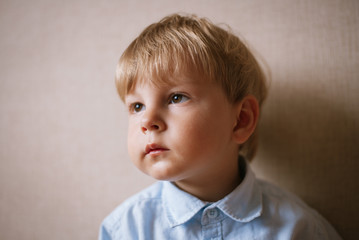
[215,162,263,222]
[162,180,206,227]
[161,159,263,227]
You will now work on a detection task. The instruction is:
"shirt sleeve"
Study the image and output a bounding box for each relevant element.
[290,209,343,240]
[98,224,112,240]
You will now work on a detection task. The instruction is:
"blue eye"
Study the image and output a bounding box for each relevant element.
[169,94,189,104]
[131,103,145,113]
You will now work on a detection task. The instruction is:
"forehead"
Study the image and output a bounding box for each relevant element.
[128,68,207,94]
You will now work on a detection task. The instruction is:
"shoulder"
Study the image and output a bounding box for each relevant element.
[256,179,342,239]
[100,181,165,240]
[257,179,310,211]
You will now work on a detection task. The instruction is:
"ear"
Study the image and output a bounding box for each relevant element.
[232,95,259,144]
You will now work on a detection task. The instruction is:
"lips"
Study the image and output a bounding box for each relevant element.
[145,143,169,155]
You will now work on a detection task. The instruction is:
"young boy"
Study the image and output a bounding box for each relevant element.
[100,14,341,239]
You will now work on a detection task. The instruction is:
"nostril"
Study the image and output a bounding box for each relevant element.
[141,122,161,134]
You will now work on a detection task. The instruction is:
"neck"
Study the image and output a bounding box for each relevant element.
[174,157,243,202]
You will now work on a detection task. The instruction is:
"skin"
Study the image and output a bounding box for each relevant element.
[124,74,259,202]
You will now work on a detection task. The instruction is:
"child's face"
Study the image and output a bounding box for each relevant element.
[124,74,240,184]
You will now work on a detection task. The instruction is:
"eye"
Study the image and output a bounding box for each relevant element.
[169,94,189,104]
[130,102,145,113]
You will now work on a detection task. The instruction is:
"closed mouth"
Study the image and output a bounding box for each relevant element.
[145,143,169,155]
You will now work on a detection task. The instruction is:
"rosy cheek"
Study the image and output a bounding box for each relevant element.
[127,129,138,155]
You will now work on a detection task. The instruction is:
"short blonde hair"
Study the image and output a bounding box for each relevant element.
[116,14,267,160]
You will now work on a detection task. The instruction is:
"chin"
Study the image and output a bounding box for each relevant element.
[146,169,182,182]
[148,172,175,181]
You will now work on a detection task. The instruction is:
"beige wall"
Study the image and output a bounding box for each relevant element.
[1,0,358,239]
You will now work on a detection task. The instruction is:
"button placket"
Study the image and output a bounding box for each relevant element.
[201,208,223,239]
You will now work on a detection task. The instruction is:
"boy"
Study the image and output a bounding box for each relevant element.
[100,14,341,239]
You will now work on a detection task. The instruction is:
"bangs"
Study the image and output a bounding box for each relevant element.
[115,16,221,101]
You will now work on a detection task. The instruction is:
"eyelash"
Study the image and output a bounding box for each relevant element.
[169,93,189,104]
[128,93,189,113]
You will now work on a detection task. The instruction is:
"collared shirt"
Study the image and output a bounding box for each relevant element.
[99,162,342,240]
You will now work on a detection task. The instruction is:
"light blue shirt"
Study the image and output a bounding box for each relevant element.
[99,162,342,239]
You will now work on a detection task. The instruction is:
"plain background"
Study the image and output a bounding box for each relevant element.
[1,0,358,239]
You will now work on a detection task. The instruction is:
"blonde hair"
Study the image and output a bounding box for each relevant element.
[116,14,267,160]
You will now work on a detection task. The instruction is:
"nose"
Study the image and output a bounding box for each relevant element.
[141,108,166,134]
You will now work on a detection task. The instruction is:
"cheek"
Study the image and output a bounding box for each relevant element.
[173,113,225,155]
[127,124,141,161]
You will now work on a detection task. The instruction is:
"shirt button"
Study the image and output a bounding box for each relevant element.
[207,208,218,219]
